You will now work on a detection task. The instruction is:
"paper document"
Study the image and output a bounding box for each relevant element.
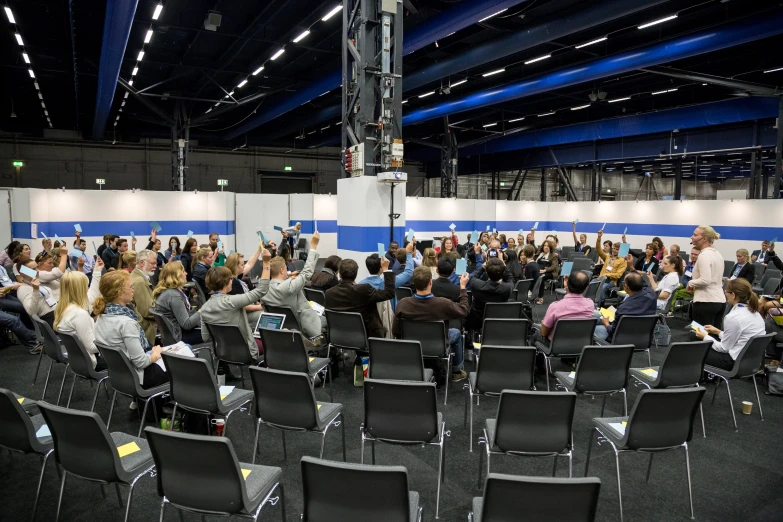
[599,307,616,322]
[309,301,325,316]
[117,441,141,458]
[641,368,658,379]
[689,321,706,334]
[473,343,482,349]
[156,342,195,371]
[608,421,628,435]
[219,385,234,400]
[69,248,83,259]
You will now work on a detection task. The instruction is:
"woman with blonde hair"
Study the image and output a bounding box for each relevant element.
[54,258,106,369]
[223,238,264,295]
[422,248,438,278]
[94,270,168,389]
[119,250,137,272]
[153,261,203,344]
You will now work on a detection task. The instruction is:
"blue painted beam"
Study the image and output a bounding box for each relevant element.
[92,0,139,141]
[403,11,783,125]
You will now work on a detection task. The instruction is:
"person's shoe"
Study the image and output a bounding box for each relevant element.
[452,370,467,382]
[28,344,43,355]
[129,401,138,410]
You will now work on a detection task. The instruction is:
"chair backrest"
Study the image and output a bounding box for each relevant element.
[560,246,574,259]
[32,316,67,363]
[96,344,145,397]
[314,257,327,272]
[513,279,533,303]
[657,341,711,388]
[301,456,414,522]
[732,333,776,379]
[611,314,659,350]
[145,427,250,514]
[205,323,253,365]
[150,309,179,345]
[762,277,781,295]
[484,302,523,319]
[624,388,706,449]
[493,391,576,454]
[37,401,122,481]
[751,262,766,283]
[304,287,326,306]
[399,320,448,358]
[363,378,438,443]
[583,280,601,302]
[263,305,301,331]
[567,251,587,261]
[193,282,207,307]
[291,259,305,272]
[249,367,319,430]
[474,346,536,394]
[368,338,426,381]
[481,473,601,522]
[722,260,735,278]
[549,318,596,357]
[573,345,634,393]
[481,318,530,347]
[0,388,44,453]
[57,331,100,379]
[572,257,594,274]
[395,286,413,301]
[324,310,368,351]
[259,328,310,373]
[162,353,221,413]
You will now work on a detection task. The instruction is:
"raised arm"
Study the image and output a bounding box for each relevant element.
[595,230,608,261]
[242,238,265,276]
[572,221,578,245]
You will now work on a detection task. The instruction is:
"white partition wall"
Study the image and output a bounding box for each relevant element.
[235,193,289,257]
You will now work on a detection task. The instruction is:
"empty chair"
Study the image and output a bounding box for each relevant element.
[150,308,212,353]
[301,456,421,521]
[400,320,452,404]
[723,259,735,278]
[37,401,155,522]
[560,246,574,259]
[162,352,254,436]
[362,378,445,518]
[480,318,530,349]
[704,332,775,430]
[754,275,781,297]
[470,474,601,522]
[571,256,594,274]
[534,318,597,391]
[584,388,706,522]
[204,322,258,388]
[193,282,208,308]
[98,344,170,437]
[324,309,369,373]
[304,287,326,306]
[555,345,634,416]
[249,367,345,463]
[567,251,587,261]
[512,279,534,303]
[145,427,285,522]
[750,262,766,284]
[57,332,110,411]
[264,305,302,332]
[32,316,69,404]
[0,388,54,522]
[368,338,434,383]
[291,259,305,272]
[396,286,414,301]
[260,328,332,401]
[584,278,603,307]
[479,391,577,488]
[484,302,523,319]
[597,314,659,366]
[464,346,536,452]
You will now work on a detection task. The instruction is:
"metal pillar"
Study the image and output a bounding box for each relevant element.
[674,159,683,201]
[590,165,598,201]
[441,117,458,197]
[775,96,783,199]
[342,0,404,177]
[749,151,759,199]
[540,168,547,202]
[169,101,188,191]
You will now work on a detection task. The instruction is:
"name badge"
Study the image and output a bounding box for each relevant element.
[684,270,692,277]
[729,275,737,280]
[45,297,57,307]
[607,264,613,270]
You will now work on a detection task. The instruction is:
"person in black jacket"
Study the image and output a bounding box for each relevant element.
[519,245,540,282]
[466,255,513,331]
[726,248,754,283]
[432,257,460,302]
[191,246,215,300]
[180,237,198,282]
[100,235,120,271]
[502,249,525,284]
[308,255,342,291]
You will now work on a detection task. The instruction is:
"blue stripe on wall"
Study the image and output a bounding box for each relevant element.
[338,226,407,252]
[12,220,236,239]
[290,220,338,234]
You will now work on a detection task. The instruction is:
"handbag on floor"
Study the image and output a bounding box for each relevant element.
[653,316,671,347]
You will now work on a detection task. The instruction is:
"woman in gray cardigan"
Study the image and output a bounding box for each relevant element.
[153,261,203,344]
[94,270,167,388]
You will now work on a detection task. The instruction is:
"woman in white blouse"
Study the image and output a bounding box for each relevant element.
[35,249,68,301]
[15,255,57,327]
[649,255,683,311]
[694,278,765,370]
[53,257,105,369]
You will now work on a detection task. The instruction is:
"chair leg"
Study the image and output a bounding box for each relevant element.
[328,364,333,403]
[614,450,624,522]
[443,357,450,406]
[107,391,118,431]
[752,374,764,421]
[56,364,70,406]
[281,430,287,460]
[158,499,166,522]
[31,451,52,522]
[252,420,262,465]
[600,395,607,417]
[278,482,287,522]
[55,471,67,522]
[435,437,444,519]
[341,413,347,462]
[169,404,178,430]
[584,429,595,477]
[699,403,706,438]
[552,456,558,477]
[114,482,123,507]
[41,359,53,400]
[646,453,654,482]
[371,440,376,465]
[66,372,78,408]
[646,349,652,367]
[90,379,104,412]
[711,377,721,404]
[33,347,44,385]
[123,482,138,522]
[723,378,737,431]
[477,438,484,490]
[360,430,365,465]
[138,399,151,438]
[319,431,327,459]
[568,451,573,478]
[684,442,695,520]
[178,509,185,522]
[622,389,628,416]
[469,390,474,453]
[545,357,551,391]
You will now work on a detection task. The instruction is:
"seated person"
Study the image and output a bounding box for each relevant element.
[37,249,68,301]
[223,238,264,298]
[432,257,460,302]
[53,266,105,370]
[38,238,52,258]
[384,241,400,272]
[726,248,754,283]
[0,309,40,353]
[180,238,198,282]
[394,247,411,276]
[208,232,227,267]
[751,240,771,265]
[153,261,204,345]
[130,249,158,345]
[519,245,540,282]
[192,246,215,299]
[392,266,470,382]
[502,249,525,285]
[93,271,168,389]
[359,241,415,309]
[596,239,613,265]
[532,271,593,346]
[101,236,125,271]
[466,252,513,332]
[0,263,33,330]
[164,236,182,262]
[765,241,782,270]
[649,255,683,312]
[669,244,686,270]
[422,248,439,279]
[15,256,56,327]
[308,255,342,291]
[631,243,659,275]
[694,278,765,370]
[325,257,395,338]
[595,230,627,304]
[572,221,592,256]
[594,272,657,341]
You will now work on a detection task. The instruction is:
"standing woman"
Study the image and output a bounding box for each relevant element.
[94,271,168,389]
[571,222,592,256]
[498,234,508,249]
[54,260,105,370]
[180,238,198,282]
[164,236,182,262]
[688,225,726,329]
[535,240,560,305]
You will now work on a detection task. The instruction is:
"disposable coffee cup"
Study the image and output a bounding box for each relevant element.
[211,418,225,436]
[741,401,753,415]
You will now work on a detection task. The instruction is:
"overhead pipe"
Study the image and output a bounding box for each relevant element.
[91,0,139,141]
[404,10,783,126]
[224,0,530,141]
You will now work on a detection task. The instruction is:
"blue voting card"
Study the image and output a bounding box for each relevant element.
[623,226,628,235]
[217,241,223,252]
[187,230,194,238]
[533,221,539,230]
[69,248,83,259]
[618,243,630,257]
[273,226,283,231]
[406,229,414,241]
[378,243,385,257]
[560,261,573,277]
[314,220,318,232]
[41,231,47,239]
[449,223,456,230]
[151,221,162,232]
[74,224,82,232]
[574,218,579,224]
[129,231,135,238]
[92,241,98,253]
[456,258,467,274]
[601,222,607,231]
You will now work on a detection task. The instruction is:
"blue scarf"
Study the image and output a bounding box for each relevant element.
[104,303,151,351]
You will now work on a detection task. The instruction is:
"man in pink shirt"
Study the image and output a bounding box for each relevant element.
[533,271,595,345]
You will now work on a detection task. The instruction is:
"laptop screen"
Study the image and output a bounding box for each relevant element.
[255,313,285,335]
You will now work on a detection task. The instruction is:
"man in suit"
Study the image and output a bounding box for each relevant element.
[432,257,460,302]
[258,232,323,338]
[325,257,395,338]
[751,240,771,265]
[130,249,157,345]
[727,248,754,283]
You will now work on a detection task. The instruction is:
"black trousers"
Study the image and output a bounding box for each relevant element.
[691,302,725,330]
[704,349,734,371]
[538,272,555,298]
[142,363,170,389]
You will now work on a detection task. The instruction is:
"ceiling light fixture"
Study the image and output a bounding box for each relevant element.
[128,80,133,86]
[27,69,35,78]
[270,48,285,60]
[608,96,631,103]
[538,111,556,117]
[638,14,677,29]
[482,68,505,77]
[321,5,343,21]
[763,67,783,73]
[22,52,30,64]
[131,67,139,76]
[401,99,408,104]
[483,122,498,128]
[293,30,310,43]
[478,8,507,23]
[4,6,15,24]
[418,91,435,98]
[451,79,467,87]
[237,79,248,88]
[651,88,678,95]
[252,65,264,75]
[571,104,590,110]
[575,37,607,49]
[14,33,23,45]
[137,50,145,61]
[152,3,163,20]
[524,54,551,64]
[508,117,525,123]
[144,29,153,43]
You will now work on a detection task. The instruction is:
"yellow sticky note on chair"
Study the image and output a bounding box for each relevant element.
[241,469,252,479]
[317,404,322,410]
[473,343,482,349]
[308,357,315,362]
[17,397,24,404]
[621,421,627,427]
[773,315,783,326]
[641,368,658,378]
[117,441,141,458]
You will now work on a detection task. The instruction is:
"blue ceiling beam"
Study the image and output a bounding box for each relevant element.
[403,10,783,126]
[91,0,139,141]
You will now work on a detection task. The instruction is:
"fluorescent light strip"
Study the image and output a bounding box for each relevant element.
[293,30,310,43]
[14,33,23,45]
[482,122,497,128]
[22,52,30,64]
[137,51,145,61]
[451,79,467,87]
[763,67,783,73]
[478,8,507,23]
[638,14,677,30]
[270,48,285,60]
[4,6,16,24]
[321,5,343,21]
[418,91,435,98]
[401,99,408,104]
[608,96,631,103]
[152,3,163,20]
[571,104,590,110]
[575,37,607,49]
[537,111,555,117]
[508,117,525,123]
[145,30,153,43]
[524,54,551,64]
[28,69,35,78]
[652,88,678,95]
[237,79,248,88]
[131,67,139,76]
[252,66,264,75]
[482,68,504,77]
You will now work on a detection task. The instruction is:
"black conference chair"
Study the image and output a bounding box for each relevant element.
[479,391,578,487]
[304,287,326,307]
[204,323,258,388]
[584,388,706,522]
[754,276,781,297]
[263,305,302,332]
[368,338,434,383]
[464,346,536,452]
[291,259,305,272]
[0,388,54,522]
[750,262,766,284]
[722,259,735,278]
[260,328,332,401]
[554,344,634,416]
[395,286,414,301]
[57,332,110,412]
[32,316,69,405]
[301,456,422,522]
[534,318,597,391]
[479,318,530,350]
[97,344,170,437]
[597,314,659,366]
[325,309,369,374]
[704,333,775,431]
[567,251,587,261]
[484,301,523,319]
[470,474,601,522]
[400,320,453,404]
[37,401,155,522]
[361,378,445,519]
[249,367,345,463]
[512,279,534,303]
[145,427,285,522]
[150,308,212,355]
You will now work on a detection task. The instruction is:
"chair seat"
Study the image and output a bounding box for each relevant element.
[14,392,38,414]
[30,413,53,447]
[236,462,283,513]
[534,341,551,355]
[554,371,576,391]
[136,382,170,399]
[555,288,566,296]
[703,364,735,379]
[218,388,254,413]
[592,416,629,447]
[752,286,763,294]
[409,491,420,521]
[308,357,330,376]
[316,402,343,430]
[423,368,434,383]
[110,432,154,479]
[472,497,484,522]
[629,366,661,384]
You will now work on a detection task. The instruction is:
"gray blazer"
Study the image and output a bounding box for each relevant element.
[94,314,152,384]
[155,288,201,341]
[258,249,321,338]
[199,284,267,358]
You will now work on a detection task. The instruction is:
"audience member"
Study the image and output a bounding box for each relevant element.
[506,237,516,252]
[520,245,540,282]
[96,234,111,258]
[422,248,438,278]
[0,241,18,272]
[131,249,158,345]
[652,236,667,260]
[466,250,513,332]
[595,230,627,304]
[68,237,95,278]
[694,278,764,370]
[164,236,182,262]
[670,244,686,269]
[360,240,415,290]
[502,249,525,284]
[54,268,105,370]
[631,243,660,274]
[394,247,411,276]
[192,246,215,299]
[392,266,470,382]
[153,261,203,345]
[498,234,508,249]
[180,238,198,281]
[727,249,754,283]
[37,250,67,298]
[15,256,55,326]
[571,222,592,256]
[439,237,460,258]
[224,239,264,295]
[119,250,136,272]
[38,238,52,258]
[751,240,771,265]
[309,255,342,291]
[534,240,560,304]
[595,272,657,341]
[0,309,40,353]
[100,235,120,271]
[432,257,460,301]
[688,225,726,329]
[766,242,782,271]
[668,247,700,312]
[282,222,302,253]
[532,271,593,346]
[384,241,400,272]
[649,255,683,311]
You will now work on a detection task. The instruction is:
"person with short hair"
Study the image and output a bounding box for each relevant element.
[100,235,121,271]
[96,234,111,258]
[393,247,410,276]
[594,272,657,341]
[688,225,726,329]
[282,222,302,253]
[595,230,627,305]
[649,255,684,311]
[359,240,415,293]
[384,241,400,272]
[432,257,460,302]
[532,271,594,346]
[69,237,95,278]
[393,266,471,382]
[54,267,105,370]
[727,248,754,283]
[130,249,158,345]
[153,261,203,345]
[466,246,513,331]
[519,245,540,282]
[669,244,686,270]
[309,255,342,291]
[39,237,52,258]
[751,240,771,265]
[632,243,660,275]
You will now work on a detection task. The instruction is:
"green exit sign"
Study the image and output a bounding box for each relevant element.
[499,181,505,187]
[284,166,292,171]
[13,160,23,167]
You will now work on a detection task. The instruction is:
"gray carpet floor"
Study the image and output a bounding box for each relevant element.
[1,298,782,522]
